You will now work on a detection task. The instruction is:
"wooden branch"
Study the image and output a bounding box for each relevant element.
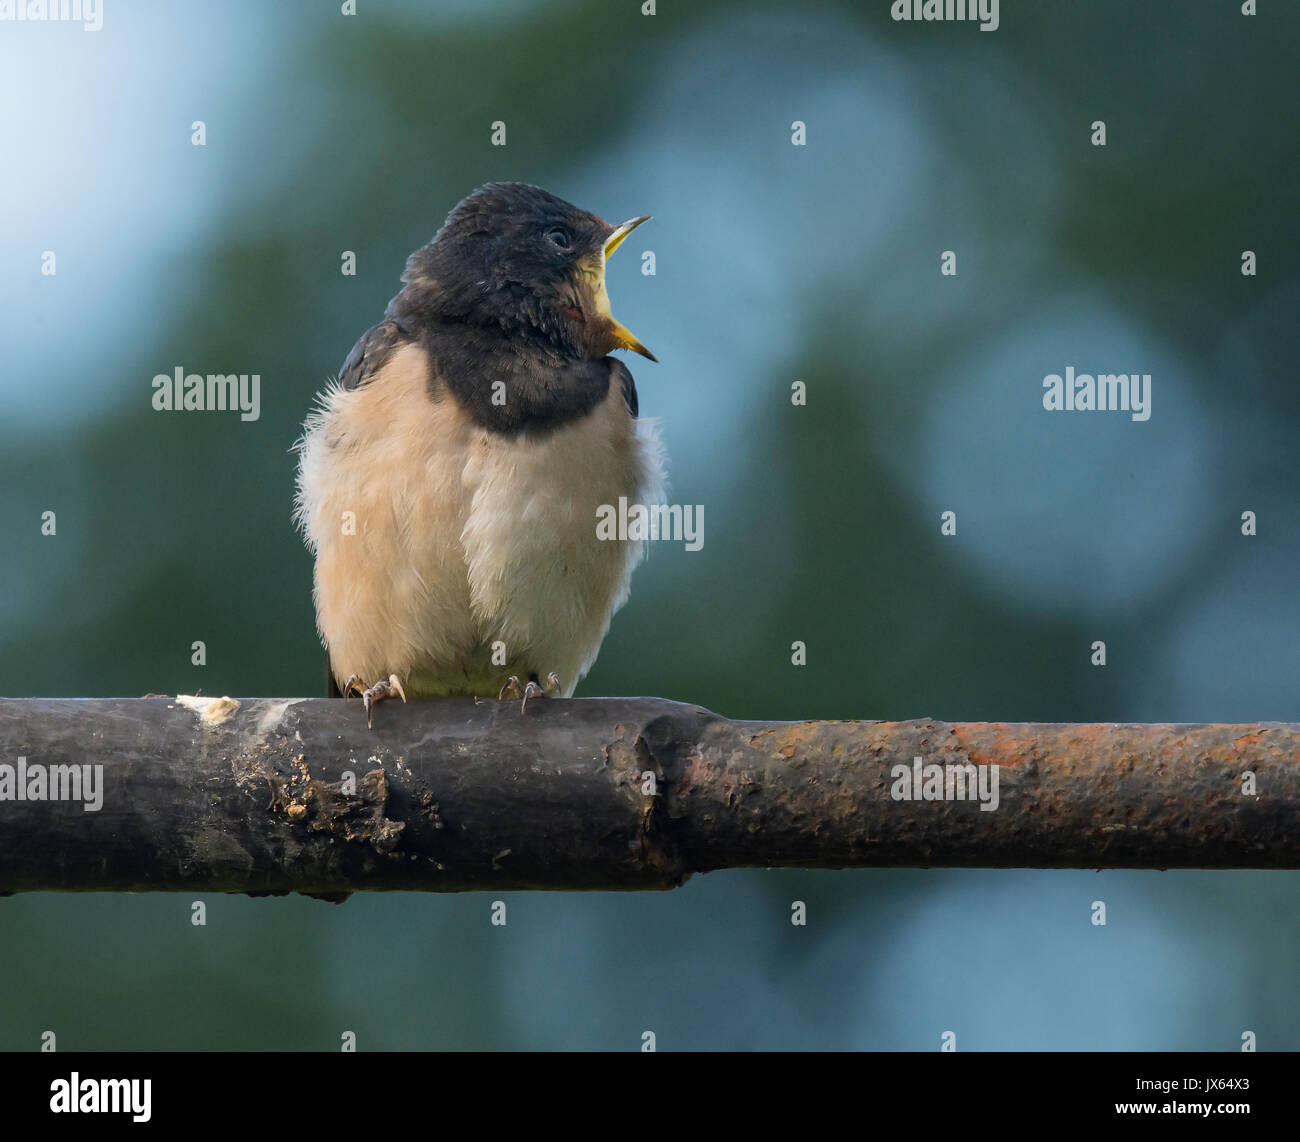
[0,697,1294,897]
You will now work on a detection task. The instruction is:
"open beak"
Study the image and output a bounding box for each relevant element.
[604,215,650,259]
[597,215,656,362]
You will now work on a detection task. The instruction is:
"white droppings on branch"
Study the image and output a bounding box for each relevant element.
[175,695,240,726]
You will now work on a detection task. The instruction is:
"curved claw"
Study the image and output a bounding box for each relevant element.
[499,673,563,712]
[344,673,407,729]
[521,673,563,712]
[520,681,545,713]
[387,674,407,703]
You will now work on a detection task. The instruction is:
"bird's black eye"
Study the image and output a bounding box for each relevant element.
[545,227,571,249]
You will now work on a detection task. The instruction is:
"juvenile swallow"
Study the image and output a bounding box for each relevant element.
[294,183,664,725]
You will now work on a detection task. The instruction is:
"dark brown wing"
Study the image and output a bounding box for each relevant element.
[339,318,414,390]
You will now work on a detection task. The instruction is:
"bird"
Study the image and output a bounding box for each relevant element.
[293,182,664,726]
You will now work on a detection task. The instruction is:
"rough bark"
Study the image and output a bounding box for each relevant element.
[0,696,1294,897]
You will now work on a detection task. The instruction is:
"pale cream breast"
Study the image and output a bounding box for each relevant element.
[295,341,480,691]
[295,344,663,696]
[460,383,665,693]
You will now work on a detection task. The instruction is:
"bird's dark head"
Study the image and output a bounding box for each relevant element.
[400,182,655,362]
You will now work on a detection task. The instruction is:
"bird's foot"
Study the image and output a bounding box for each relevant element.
[344,673,407,728]
[498,672,561,713]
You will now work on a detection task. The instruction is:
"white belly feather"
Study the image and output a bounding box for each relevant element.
[294,341,664,696]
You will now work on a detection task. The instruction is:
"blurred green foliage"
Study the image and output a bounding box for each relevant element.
[0,0,1295,1049]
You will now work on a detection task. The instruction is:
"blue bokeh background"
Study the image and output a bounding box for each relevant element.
[1,0,1296,1049]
